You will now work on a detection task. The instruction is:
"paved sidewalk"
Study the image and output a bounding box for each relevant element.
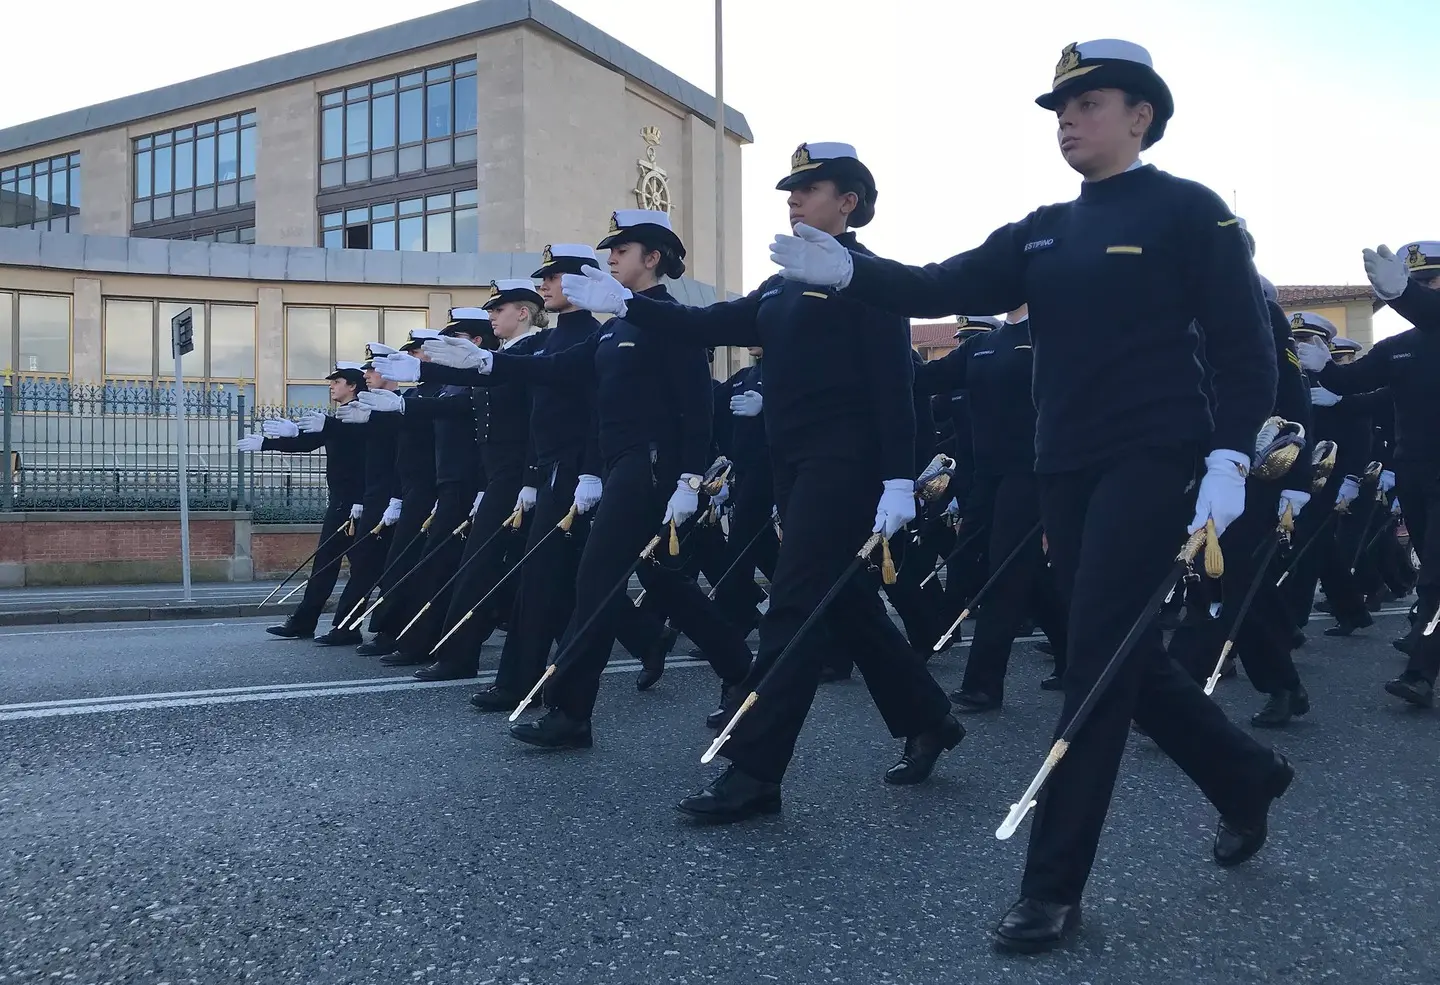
[0,580,346,627]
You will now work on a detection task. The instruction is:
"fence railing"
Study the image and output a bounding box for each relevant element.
[0,374,331,522]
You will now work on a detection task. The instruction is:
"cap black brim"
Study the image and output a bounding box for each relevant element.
[597,226,687,259]
[531,258,598,279]
[775,159,878,228]
[483,289,545,310]
[1035,62,1174,123]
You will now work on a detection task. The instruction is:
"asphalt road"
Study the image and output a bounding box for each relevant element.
[1,607,1436,985]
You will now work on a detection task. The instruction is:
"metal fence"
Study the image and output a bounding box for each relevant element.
[0,374,331,522]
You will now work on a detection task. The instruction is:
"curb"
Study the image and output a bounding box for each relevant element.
[0,600,338,628]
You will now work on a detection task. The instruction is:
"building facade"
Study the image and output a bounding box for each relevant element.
[0,0,751,395]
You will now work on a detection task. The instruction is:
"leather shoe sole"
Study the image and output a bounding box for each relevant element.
[413,663,476,682]
[1214,754,1294,867]
[992,899,1081,954]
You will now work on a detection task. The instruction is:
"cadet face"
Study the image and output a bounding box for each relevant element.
[539,272,571,312]
[1055,87,1150,175]
[329,378,357,403]
[488,301,527,340]
[787,180,855,235]
[1419,272,1440,291]
[607,241,661,291]
[363,367,384,389]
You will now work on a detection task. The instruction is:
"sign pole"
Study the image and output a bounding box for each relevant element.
[171,308,195,602]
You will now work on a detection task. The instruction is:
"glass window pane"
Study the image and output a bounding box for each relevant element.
[454,207,477,254]
[220,116,238,132]
[453,133,476,164]
[400,71,423,88]
[70,166,80,210]
[382,309,426,344]
[398,216,423,252]
[285,307,332,379]
[398,145,423,175]
[426,82,452,138]
[287,383,331,407]
[155,131,172,147]
[0,292,12,370]
[176,127,194,142]
[158,302,205,364]
[425,140,450,170]
[133,201,151,224]
[455,77,477,134]
[238,178,255,204]
[455,188,477,207]
[371,220,396,250]
[239,226,255,244]
[240,112,256,127]
[218,130,239,182]
[52,166,69,209]
[455,57,477,76]
[152,196,172,221]
[426,64,452,82]
[240,126,257,177]
[320,161,343,189]
[154,146,173,194]
[321,211,342,229]
[371,151,395,180]
[345,101,369,156]
[137,136,152,151]
[18,294,71,374]
[426,192,452,211]
[371,94,395,149]
[425,211,452,252]
[344,158,369,184]
[198,121,216,136]
[104,299,154,376]
[195,186,215,213]
[217,183,237,209]
[32,173,49,220]
[175,143,194,191]
[346,85,368,101]
[372,78,395,95]
[334,308,379,363]
[135,150,152,198]
[399,198,423,216]
[345,208,368,226]
[173,191,193,216]
[209,304,255,379]
[321,107,343,160]
[399,88,423,144]
[322,228,343,249]
[321,91,342,107]
[196,135,215,185]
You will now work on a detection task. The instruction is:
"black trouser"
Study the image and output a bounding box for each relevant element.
[1320,478,1383,626]
[1399,464,1440,681]
[1021,448,1278,905]
[332,495,393,630]
[717,444,952,784]
[493,459,586,695]
[429,465,527,672]
[1168,481,1299,694]
[391,478,481,659]
[367,489,435,637]
[883,512,951,653]
[289,498,355,633]
[549,449,753,720]
[713,471,779,635]
[959,471,1054,699]
[944,482,994,615]
[1283,470,1343,628]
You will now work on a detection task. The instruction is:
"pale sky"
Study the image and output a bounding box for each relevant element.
[3,0,1436,339]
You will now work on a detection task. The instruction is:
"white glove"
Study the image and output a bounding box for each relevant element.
[664,477,701,526]
[1278,489,1310,520]
[574,474,603,514]
[1380,469,1396,494]
[1336,476,1360,508]
[770,222,854,288]
[1310,386,1341,407]
[375,353,421,383]
[236,433,264,452]
[710,481,730,508]
[515,486,537,513]
[359,389,405,414]
[469,490,485,518]
[262,418,299,439]
[1296,340,1331,373]
[334,402,370,424]
[1362,245,1409,301]
[729,390,763,417]
[944,498,960,517]
[1392,497,1403,516]
[561,266,633,317]
[298,411,326,434]
[873,478,917,540]
[1189,449,1249,536]
[381,497,403,526]
[422,337,491,372]
[349,504,364,520]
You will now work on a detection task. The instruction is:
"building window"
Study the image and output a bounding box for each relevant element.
[319,57,477,193]
[136,223,257,245]
[320,188,476,252]
[284,305,426,404]
[133,113,257,231]
[2,293,72,375]
[102,298,256,386]
[0,153,81,232]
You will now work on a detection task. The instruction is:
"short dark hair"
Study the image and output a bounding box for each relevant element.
[1123,91,1166,149]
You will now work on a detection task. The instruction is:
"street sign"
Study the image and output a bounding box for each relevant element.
[172,308,195,357]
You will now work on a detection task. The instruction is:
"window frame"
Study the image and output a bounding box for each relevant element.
[318,184,477,253]
[283,305,429,389]
[0,152,82,232]
[101,297,258,388]
[132,112,258,232]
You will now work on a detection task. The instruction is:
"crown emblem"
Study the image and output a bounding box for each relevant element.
[542,244,554,264]
[1406,244,1426,269]
[956,316,969,327]
[1054,42,1081,81]
[365,344,377,361]
[1290,312,1305,330]
[609,212,621,234]
[641,125,661,148]
[791,143,811,173]
[488,279,501,293]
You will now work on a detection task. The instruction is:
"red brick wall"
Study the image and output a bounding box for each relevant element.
[252,529,334,578]
[0,518,235,564]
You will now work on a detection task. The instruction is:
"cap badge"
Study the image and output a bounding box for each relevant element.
[609,212,621,234]
[791,143,811,173]
[1290,313,1305,330]
[542,244,554,265]
[1054,43,1081,82]
[364,344,375,360]
[1406,244,1426,269]
[956,316,969,328]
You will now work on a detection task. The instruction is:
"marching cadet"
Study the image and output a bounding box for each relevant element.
[768,42,1292,951]
[934,318,993,609]
[561,147,964,816]
[238,362,368,641]
[1296,250,1440,706]
[356,331,443,657]
[368,310,489,664]
[917,306,1069,711]
[426,210,753,746]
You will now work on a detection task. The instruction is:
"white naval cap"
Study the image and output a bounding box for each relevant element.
[532,243,600,278]
[1402,241,1440,275]
[1329,336,1362,354]
[1288,311,1338,342]
[363,342,398,361]
[483,278,544,311]
[598,209,687,277]
[776,142,879,227]
[1038,40,1174,146]
[953,314,1005,339]
[400,328,442,352]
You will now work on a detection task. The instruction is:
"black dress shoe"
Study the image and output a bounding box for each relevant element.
[884,714,965,785]
[1213,752,1294,866]
[1250,684,1310,728]
[1384,673,1435,708]
[470,684,524,712]
[1039,674,1064,692]
[637,626,679,692]
[992,897,1080,953]
[949,688,1001,712]
[676,765,781,823]
[266,622,313,640]
[380,649,431,667]
[509,708,592,749]
[314,628,363,647]
[356,633,399,657]
[705,682,746,730]
[413,662,477,682]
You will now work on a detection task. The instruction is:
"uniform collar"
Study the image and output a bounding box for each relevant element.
[500,329,539,350]
[1077,162,1158,202]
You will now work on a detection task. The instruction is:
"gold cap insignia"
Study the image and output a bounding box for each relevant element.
[1406,244,1426,269]
[1054,43,1081,82]
[1290,312,1305,330]
[791,143,811,173]
[957,316,969,327]
[488,279,501,293]
[364,344,375,360]
[609,212,621,234]
[541,244,554,265]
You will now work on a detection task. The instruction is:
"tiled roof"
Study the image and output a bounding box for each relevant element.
[911,322,959,347]
[1276,285,1373,307]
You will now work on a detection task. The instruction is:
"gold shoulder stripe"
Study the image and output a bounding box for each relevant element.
[1217,218,1240,227]
[1286,350,1301,368]
[801,291,829,300]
